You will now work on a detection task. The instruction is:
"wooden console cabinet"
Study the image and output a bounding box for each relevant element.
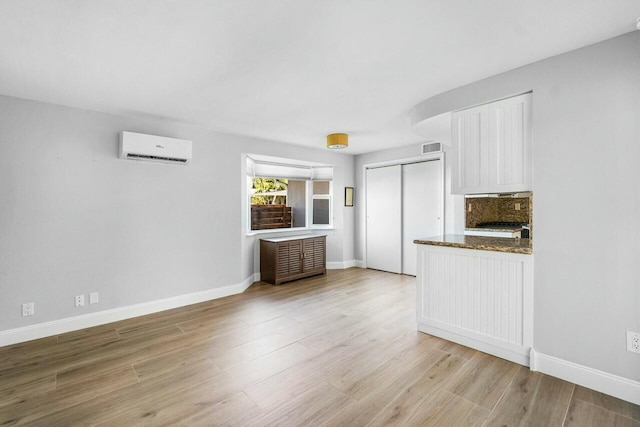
[260,235,326,285]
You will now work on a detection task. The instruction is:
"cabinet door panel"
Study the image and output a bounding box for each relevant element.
[313,238,325,270]
[276,244,290,276]
[287,242,302,275]
[303,239,314,271]
[488,93,532,192]
[452,105,488,194]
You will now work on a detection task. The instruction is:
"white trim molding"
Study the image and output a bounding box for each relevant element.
[530,349,640,406]
[0,274,257,347]
[326,260,357,269]
[355,260,366,268]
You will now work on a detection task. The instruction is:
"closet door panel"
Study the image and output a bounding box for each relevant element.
[402,160,442,276]
[366,165,402,274]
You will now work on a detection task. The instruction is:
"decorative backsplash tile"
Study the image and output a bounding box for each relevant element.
[465,193,533,234]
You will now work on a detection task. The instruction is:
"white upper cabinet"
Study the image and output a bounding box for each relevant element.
[452,93,532,194]
[488,93,532,193]
[451,104,488,194]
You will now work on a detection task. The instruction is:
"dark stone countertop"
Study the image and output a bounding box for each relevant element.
[465,227,522,232]
[414,234,532,254]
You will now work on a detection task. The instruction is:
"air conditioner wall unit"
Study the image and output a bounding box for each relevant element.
[119,131,192,164]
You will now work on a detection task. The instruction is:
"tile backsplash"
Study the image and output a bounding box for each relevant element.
[465,194,533,231]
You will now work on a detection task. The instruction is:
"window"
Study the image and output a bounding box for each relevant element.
[312,181,331,225]
[246,155,333,232]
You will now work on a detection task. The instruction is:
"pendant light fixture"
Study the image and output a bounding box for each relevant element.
[327,133,348,149]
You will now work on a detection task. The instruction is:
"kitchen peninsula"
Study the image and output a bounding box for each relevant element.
[415,235,533,366]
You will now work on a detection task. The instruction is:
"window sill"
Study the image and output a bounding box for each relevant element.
[246,227,333,237]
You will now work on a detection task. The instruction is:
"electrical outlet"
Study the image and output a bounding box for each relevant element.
[75,295,85,307]
[515,203,521,211]
[22,302,34,317]
[628,331,640,354]
[89,292,99,304]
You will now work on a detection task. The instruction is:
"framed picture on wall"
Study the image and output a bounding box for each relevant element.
[345,187,354,207]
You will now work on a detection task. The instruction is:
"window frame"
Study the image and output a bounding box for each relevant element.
[245,155,334,235]
[308,181,333,229]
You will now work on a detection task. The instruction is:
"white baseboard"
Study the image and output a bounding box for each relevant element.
[355,260,365,268]
[530,349,640,405]
[0,274,257,347]
[326,260,357,269]
[418,322,530,367]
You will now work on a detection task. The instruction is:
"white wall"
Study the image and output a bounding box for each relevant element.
[0,96,354,333]
[410,31,640,383]
[353,142,464,264]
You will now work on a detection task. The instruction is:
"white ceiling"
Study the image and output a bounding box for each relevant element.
[0,1,638,154]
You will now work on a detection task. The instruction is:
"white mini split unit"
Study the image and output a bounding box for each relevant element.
[119,131,192,164]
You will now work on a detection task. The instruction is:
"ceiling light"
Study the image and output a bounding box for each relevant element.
[327,133,348,149]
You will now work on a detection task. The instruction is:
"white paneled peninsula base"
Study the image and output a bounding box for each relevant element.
[415,235,533,366]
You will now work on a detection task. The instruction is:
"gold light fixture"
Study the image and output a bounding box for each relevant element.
[327,133,348,149]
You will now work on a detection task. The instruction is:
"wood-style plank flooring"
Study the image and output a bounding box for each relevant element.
[1,268,638,426]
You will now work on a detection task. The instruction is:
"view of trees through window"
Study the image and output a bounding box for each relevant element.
[249,177,332,231]
[250,178,304,230]
[251,178,288,205]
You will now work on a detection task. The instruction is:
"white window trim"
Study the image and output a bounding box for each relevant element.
[308,181,333,229]
[245,155,334,234]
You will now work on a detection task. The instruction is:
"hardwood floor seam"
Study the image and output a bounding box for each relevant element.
[131,364,141,383]
[486,365,519,414]
[447,388,491,412]
[574,397,640,424]
[240,388,262,410]
[561,384,577,427]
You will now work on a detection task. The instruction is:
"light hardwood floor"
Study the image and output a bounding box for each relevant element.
[1,268,638,426]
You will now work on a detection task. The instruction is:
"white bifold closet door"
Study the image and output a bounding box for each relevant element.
[402,160,442,276]
[366,165,402,274]
[366,160,442,276]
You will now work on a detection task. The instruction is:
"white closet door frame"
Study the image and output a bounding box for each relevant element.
[363,152,445,270]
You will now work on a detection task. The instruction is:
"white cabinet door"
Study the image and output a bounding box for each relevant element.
[451,93,532,195]
[402,160,442,276]
[488,93,532,192]
[451,104,489,194]
[366,165,402,274]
